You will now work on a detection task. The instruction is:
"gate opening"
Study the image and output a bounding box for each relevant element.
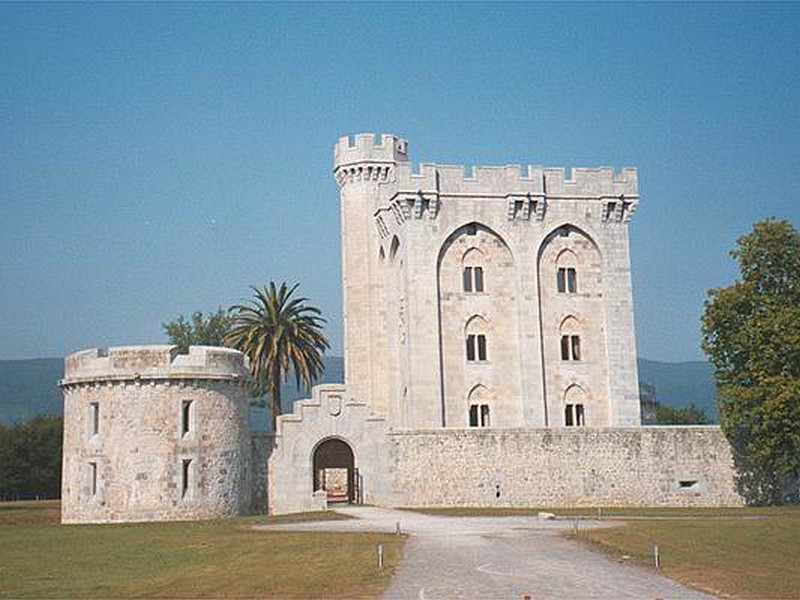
[313,438,358,504]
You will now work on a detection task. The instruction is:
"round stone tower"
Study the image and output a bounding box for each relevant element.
[60,345,252,524]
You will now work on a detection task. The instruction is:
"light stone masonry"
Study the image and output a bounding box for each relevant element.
[60,346,252,523]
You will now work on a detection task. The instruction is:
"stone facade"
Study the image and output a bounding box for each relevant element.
[387,427,741,507]
[61,133,744,521]
[265,133,741,514]
[60,346,252,523]
[335,133,640,429]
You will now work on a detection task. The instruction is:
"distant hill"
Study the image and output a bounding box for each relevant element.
[0,355,716,425]
[0,356,345,428]
[637,358,718,421]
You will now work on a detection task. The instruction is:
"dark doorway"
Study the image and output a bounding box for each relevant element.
[313,438,355,503]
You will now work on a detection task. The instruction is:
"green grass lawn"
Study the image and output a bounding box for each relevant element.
[573,506,800,600]
[0,500,404,599]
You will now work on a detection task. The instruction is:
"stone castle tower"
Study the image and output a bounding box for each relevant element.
[334,133,641,429]
[61,133,741,521]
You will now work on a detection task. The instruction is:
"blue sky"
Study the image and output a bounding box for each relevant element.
[1,3,798,362]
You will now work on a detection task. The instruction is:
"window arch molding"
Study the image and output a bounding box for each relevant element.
[563,384,589,427]
[535,223,602,265]
[467,384,492,427]
[436,221,514,271]
[464,314,489,362]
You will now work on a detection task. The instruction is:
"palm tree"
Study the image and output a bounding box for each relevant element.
[224,282,329,431]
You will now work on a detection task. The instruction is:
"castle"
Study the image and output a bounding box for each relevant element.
[60,134,742,523]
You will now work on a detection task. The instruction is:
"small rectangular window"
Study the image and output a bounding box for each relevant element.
[557,268,566,293]
[571,336,581,361]
[480,404,490,427]
[469,404,479,427]
[466,335,476,361]
[477,334,487,361]
[474,267,484,292]
[576,404,585,426]
[565,404,574,426]
[181,459,192,499]
[89,462,98,497]
[567,268,577,293]
[463,267,473,292]
[561,335,570,360]
[89,402,99,437]
[181,400,193,437]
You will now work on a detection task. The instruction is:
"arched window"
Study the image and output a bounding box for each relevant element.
[556,249,578,294]
[465,316,488,362]
[389,236,400,261]
[559,316,582,361]
[467,385,491,427]
[564,385,587,427]
[462,248,485,293]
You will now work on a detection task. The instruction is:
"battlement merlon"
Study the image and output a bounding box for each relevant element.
[60,345,249,386]
[390,163,638,199]
[333,133,638,199]
[333,133,410,169]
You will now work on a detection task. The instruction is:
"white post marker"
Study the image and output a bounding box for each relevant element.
[378,544,385,569]
[654,544,660,569]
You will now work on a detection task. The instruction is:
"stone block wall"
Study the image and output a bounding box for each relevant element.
[61,346,253,524]
[386,427,742,507]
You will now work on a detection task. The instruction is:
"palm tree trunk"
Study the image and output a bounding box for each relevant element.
[269,361,282,432]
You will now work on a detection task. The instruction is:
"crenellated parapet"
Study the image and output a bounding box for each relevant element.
[333,133,409,188]
[334,133,639,219]
[61,345,248,387]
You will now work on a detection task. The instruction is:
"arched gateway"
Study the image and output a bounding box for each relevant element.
[312,438,357,504]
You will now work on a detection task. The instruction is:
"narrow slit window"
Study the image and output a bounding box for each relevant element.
[466,334,476,361]
[89,462,97,497]
[469,404,479,427]
[89,402,99,437]
[480,404,490,427]
[561,335,570,360]
[477,334,487,361]
[557,268,566,293]
[181,400,193,437]
[565,404,574,426]
[463,267,473,292]
[571,336,581,361]
[181,459,192,499]
[474,267,484,292]
[576,404,585,426]
[567,268,577,293]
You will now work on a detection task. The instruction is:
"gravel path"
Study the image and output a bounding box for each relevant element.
[253,506,717,600]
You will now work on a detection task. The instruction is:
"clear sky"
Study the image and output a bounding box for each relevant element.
[1,3,798,362]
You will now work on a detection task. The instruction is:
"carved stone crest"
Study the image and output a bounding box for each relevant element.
[328,395,342,417]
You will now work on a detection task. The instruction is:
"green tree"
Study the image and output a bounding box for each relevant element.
[224,282,329,431]
[655,403,709,425]
[0,415,62,500]
[702,219,800,505]
[162,308,233,352]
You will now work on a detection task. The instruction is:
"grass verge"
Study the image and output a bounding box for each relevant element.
[572,506,800,600]
[0,500,403,599]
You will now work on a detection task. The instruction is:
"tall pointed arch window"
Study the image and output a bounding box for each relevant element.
[467,385,491,427]
[556,249,578,294]
[465,315,489,362]
[462,248,485,293]
[559,316,582,361]
[564,385,587,427]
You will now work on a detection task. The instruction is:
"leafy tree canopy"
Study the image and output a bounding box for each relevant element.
[702,219,800,505]
[0,415,62,500]
[162,308,233,352]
